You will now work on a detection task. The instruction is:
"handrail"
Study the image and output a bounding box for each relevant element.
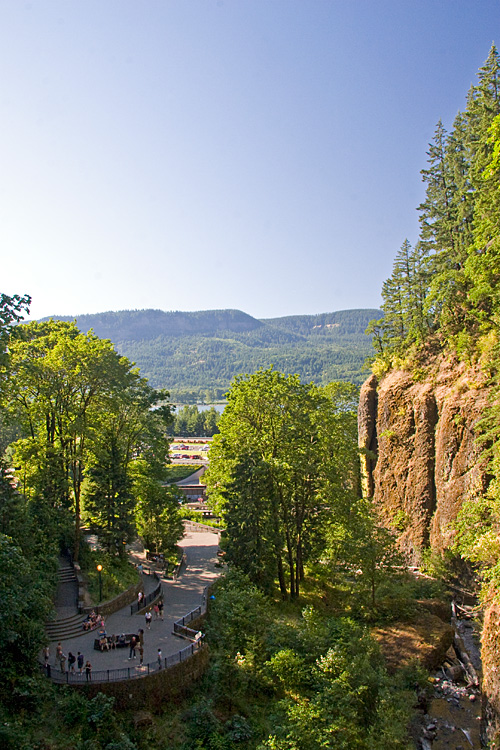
[130,574,162,615]
[43,639,205,684]
[43,545,215,685]
[43,590,208,685]
[173,605,202,640]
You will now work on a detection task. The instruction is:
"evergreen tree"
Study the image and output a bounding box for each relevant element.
[369,45,500,356]
[366,239,430,355]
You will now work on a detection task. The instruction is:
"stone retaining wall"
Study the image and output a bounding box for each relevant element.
[76,645,210,710]
[83,581,142,618]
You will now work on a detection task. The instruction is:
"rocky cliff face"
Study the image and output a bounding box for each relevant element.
[358,355,490,561]
[358,354,500,737]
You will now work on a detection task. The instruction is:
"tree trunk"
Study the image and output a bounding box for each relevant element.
[277,554,287,599]
[286,529,296,599]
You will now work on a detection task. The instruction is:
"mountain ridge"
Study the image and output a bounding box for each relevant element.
[37,307,381,399]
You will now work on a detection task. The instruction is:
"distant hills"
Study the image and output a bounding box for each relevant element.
[41,308,380,401]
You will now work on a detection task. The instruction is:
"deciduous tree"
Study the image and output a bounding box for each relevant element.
[207,369,359,598]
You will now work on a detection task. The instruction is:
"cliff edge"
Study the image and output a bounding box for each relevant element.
[358,355,490,560]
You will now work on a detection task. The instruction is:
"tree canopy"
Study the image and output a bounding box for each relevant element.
[206,368,359,598]
[2,319,179,561]
[368,44,500,361]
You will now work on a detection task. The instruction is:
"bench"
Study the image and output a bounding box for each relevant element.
[94,633,138,651]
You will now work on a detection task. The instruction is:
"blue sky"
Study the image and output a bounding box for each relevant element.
[1,1,498,321]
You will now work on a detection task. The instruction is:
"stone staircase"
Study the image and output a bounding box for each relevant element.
[45,558,86,641]
[45,612,87,641]
[58,561,77,585]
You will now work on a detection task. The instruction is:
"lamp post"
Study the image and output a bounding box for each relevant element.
[97,564,103,602]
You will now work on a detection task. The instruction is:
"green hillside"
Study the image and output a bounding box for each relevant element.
[41,308,379,400]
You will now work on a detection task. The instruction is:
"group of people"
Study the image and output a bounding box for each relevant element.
[46,644,92,680]
[144,598,164,624]
[83,610,104,631]
[127,630,163,669]
[45,558,168,680]
[128,629,145,664]
[137,592,164,623]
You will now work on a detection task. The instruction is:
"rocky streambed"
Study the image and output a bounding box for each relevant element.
[415,604,483,750]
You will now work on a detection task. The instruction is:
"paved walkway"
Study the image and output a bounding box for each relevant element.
[46,529,220,674]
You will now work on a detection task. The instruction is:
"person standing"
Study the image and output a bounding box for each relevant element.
[59,652,66,673]
[153,603,160,620]
[43,646,50,666]
[158,598,164,621]
[55,642,63,667]
[85,660,92,682]
[139,644,144,666]
[157,647,162,669]
[68,652,76,672]
[129,636,137,659]
[77,652,84,673]
[145,610,152,630]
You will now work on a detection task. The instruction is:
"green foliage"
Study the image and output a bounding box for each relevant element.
[204,574,414,750]
[368,240,432,357]
[182,508,222,528]
[47,308,380,398]
[368,44,500,360]
[182,699,220,744]
[206,568,271,659]
[134,463,184,555]
[326,498,403,616]
[79,549,139,604]
[207,369,359,599]
[259,625,413,749]
[0,534,53,699]
[0,293,30,374]
[172,405,220,437]
[0,461,56,708]
[3,319,174,560]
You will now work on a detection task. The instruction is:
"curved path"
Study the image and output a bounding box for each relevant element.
[46,529,219,675]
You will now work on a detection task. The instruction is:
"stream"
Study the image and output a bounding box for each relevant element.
[415,605,483,749]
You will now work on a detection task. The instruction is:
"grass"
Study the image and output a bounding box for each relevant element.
[181,509,222,528]
[165,464,205,483]
[80,549,139,604]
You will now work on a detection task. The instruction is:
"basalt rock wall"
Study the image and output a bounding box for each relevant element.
[358,355,500,737]
[358,355,490,560]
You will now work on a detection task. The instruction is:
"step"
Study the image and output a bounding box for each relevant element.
[46,615,85,632]
[46,614,87,641]
[58,573,76,583]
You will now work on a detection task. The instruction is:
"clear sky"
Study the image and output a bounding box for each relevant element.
[1,1,498,321]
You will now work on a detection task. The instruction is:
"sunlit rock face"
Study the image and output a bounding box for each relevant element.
[359,355,489,561]
[358,354,500,735]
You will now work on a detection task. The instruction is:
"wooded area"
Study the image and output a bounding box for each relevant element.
[43,308,379,401]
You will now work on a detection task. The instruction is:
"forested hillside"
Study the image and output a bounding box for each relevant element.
[41,308,379,400]
[362,45,500,744]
